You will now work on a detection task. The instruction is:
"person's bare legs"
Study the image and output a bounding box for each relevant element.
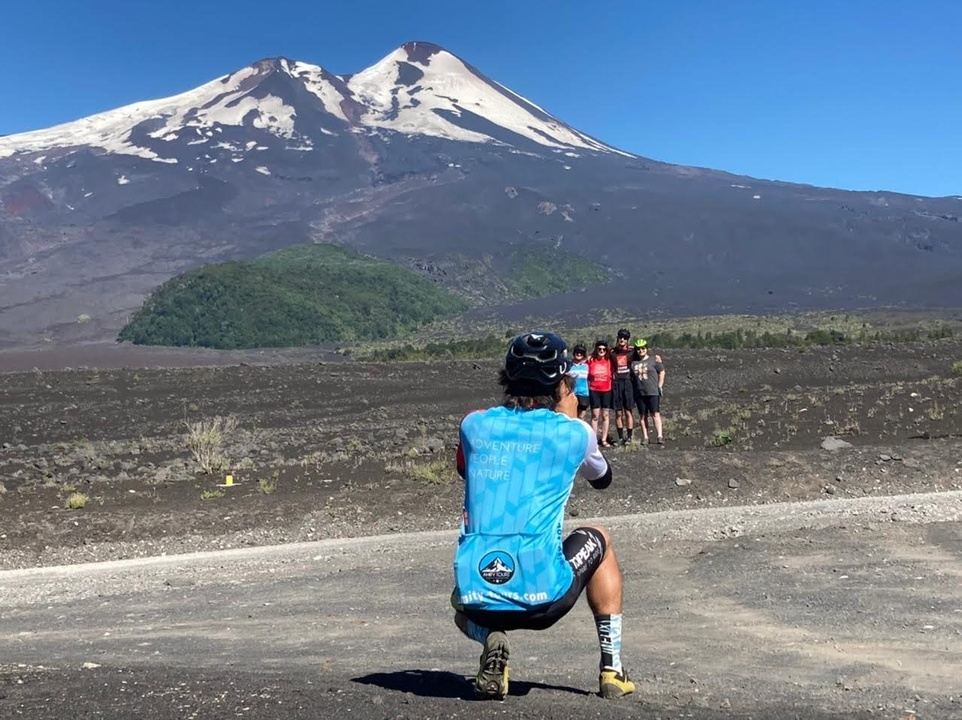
[615,406,634,443]
[591,407,601,438]
[653,410,664,443]
[600,409,611,445]
[585,527,622,614]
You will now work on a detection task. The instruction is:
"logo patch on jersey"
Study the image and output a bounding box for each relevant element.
[479,551,515,585]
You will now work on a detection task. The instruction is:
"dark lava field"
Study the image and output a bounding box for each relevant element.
[1,340,961,569]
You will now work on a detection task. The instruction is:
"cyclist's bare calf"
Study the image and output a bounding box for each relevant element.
[583,526,622,615]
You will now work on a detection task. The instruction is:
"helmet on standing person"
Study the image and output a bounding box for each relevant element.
[632,338,648,349]
[504,332,570,387]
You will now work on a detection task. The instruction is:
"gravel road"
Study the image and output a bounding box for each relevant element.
[3,491,961,719]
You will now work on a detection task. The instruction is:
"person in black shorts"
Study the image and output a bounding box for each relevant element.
[611,328,635,444]
[587,339,614,446]
[630,338,666,445]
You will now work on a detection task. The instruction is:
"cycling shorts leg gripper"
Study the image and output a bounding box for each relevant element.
[563,527,607,581]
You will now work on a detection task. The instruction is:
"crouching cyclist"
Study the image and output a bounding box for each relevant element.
[452,331,635,700]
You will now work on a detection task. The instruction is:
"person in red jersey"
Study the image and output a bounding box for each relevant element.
[587,339,614,446]
[610,328,635,445]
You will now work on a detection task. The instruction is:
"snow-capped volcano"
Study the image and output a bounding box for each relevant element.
[1,41,960,351]
[0,41,629,164]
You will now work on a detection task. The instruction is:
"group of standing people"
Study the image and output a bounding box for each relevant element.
[566,328,665,447]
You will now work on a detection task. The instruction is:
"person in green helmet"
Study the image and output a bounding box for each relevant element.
[630,338,666,445]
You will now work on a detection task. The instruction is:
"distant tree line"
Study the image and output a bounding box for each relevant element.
[362,324,955,361]
[644,325,953,350]
[363,335,507,361]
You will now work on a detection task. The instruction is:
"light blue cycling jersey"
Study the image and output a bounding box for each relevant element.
[453,405,606,612]
[568,362,589,397]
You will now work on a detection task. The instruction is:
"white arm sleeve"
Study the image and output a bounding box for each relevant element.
[575,419,608,481]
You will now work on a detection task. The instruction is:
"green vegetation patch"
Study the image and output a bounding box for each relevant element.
[363,334,506,361]
[119,244,468,349]
[505,246,608,298]
[355,310,960,362]
[642,324,953,351]
[570,312,956,352]
[64,492,89,510]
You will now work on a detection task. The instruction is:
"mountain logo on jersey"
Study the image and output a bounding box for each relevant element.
[479,551,515,584]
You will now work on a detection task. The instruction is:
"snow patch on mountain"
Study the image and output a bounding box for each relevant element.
[0,65,303,162]
[0,68,242,161]
[292,61,351,123]
[346,44,630,156]
[347,47,503,145]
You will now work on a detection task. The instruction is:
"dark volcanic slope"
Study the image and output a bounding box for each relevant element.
[1,42,960,348]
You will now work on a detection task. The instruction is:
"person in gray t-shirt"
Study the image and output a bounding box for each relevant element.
[630,339,666,445]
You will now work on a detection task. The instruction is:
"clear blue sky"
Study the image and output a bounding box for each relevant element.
[2,0,959,197]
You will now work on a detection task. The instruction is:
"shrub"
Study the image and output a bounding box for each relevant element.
[257,477,277,494]
[386,458,454,484]
[952,361,962,377]
[200,489,226,500]
[711,429,734,447]
[185,416,238,474]
[410,459,454,484]
[65,492,89,510]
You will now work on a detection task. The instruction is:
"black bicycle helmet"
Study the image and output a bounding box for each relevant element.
[572,344,587,356]
[504,332,570,386]
[616,327,631,340]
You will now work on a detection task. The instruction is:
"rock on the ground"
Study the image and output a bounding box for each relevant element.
[822,437,854,451]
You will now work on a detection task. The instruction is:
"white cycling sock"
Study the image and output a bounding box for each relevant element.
[595,613,623,673]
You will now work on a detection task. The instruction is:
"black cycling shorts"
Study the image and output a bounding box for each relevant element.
[577,395,590,414]
[636,393,661,414]
[612,379,633,411]
[455,527,607,632]
[589,390,612,410]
